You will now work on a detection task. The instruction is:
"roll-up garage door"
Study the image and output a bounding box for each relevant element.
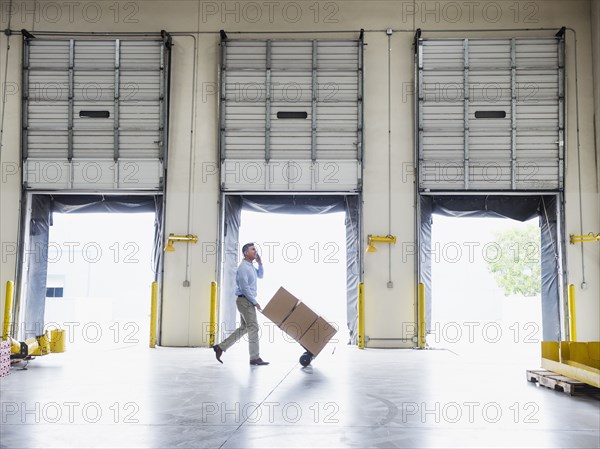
[220,38,363,191]
[22,37,171,190]
[417,37,564,191]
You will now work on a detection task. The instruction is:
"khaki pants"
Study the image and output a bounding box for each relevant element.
[218,296,260,360]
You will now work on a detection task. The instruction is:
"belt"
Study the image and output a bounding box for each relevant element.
[238,295,247,299]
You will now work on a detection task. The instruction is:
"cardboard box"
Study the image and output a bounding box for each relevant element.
[280,302,318,340]
[262,287,299,326]
[298,316,338,356]
[263,286,338,358]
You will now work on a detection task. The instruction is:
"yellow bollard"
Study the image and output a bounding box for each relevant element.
[418,283,426,349]
[358,283,365,349]
[568,284,577,342]
[149,282,158,348]
[209,282,218,347]
[3,281,14,341]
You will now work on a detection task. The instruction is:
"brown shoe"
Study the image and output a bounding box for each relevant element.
[250,358,269,366]
[212,345,223,363]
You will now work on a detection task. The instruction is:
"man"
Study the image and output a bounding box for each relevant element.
[212,242,269,366]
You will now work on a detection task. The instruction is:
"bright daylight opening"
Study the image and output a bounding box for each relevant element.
[44,212,156,352]
[430,215,542,368]
[237,209,349,357]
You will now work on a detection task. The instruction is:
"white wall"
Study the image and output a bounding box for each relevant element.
[1,1,598,346]
[594,0,600,191]
[565,0,600,342]
[589,0,600,341]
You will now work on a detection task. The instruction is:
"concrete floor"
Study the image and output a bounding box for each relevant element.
[1,340,599,449]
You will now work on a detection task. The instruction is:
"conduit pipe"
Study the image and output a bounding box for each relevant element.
[4,28,564,37]
[566,27,589,290]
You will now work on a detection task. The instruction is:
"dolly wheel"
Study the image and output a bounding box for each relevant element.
[299,353,312,367]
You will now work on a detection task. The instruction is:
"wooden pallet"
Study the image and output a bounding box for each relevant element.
[527,369,600,397]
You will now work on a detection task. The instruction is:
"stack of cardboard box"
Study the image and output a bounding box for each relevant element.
[0,340,10,377]
[262,287,337,356]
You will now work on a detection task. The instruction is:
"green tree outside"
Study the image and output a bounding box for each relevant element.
[486,224,542,297]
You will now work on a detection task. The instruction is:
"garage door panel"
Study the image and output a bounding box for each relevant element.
[421,130,464,140]
[221,38,362,191]
[469,41,511,69]
[422,72,464,87]
[27,132,69,159]
[23,158,163,190]
[270,134,311,145]
[120,72,160,101]
[422,107,464,121]
[120,103,160,129]
[517,71,558,85]
[74,41,115,69]
[119,130,160,158]
[516,42,558,67]
[222,159,359,191]
[28,103,69,128]
[226,103,266,115]
[516,161,560,190]
[73,72,115,102]
[470,141,512,155]
[421,42,464,69]
[422,120,464,130]
[317,42,359,70]
[469,161,512,189]
[28,41,70,68]
[23,38,169,191]
[420,161,466,190]
[470,116,511,132]
[272,42,312,70]
[315,116,359,124]
[271,124,311,134]
[316,133,357,147]
[418,37,563,191]
[73,130,114,158]
[317,104,358,116]
[28,72,70,102]
[421,149,464,160]
[470,153,513,165]
[317,75,358,100]
[270,150,311,161]
[120,42,161,70]
[226,45,267,70]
